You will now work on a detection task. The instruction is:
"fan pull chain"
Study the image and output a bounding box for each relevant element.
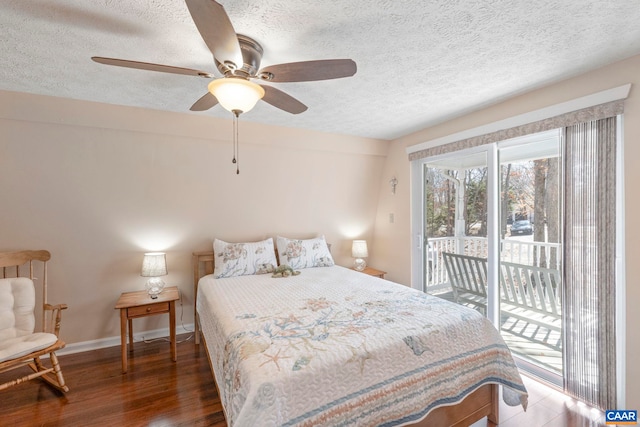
[232,110,240,174]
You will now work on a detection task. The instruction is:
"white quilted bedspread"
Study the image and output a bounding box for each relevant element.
[197,265,527,427]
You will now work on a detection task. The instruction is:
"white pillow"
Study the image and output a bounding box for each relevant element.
[276,235,335,269]
[213,238,277,278]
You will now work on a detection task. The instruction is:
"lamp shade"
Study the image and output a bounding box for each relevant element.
[141,253,168,277]
[208,78,265,114]
[352,240,368,258]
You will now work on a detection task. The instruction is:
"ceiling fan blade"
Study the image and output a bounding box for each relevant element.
[260,85,308,114]
[185,0,243,67]
[92,57,213,77]
[190,92,218,111]
[259,59,357,83]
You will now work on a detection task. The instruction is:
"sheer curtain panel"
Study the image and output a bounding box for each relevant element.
[562,117,617,410]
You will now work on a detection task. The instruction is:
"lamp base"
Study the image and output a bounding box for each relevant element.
[353,258,366,271]
[146,277,165,298]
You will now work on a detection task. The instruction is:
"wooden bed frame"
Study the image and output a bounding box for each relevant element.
[192,251,499,427]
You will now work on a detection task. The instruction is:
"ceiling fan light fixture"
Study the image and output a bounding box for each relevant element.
[208,78,265,114]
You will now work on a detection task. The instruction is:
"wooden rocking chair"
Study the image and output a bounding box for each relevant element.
[0,250,69,392]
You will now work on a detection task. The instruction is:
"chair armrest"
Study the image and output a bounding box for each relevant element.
[44,303,68,337]
[45,303,68,311]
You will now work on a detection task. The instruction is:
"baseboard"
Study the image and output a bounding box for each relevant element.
[56,323,196,356]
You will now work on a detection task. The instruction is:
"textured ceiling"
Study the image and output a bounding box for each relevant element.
[2,0,640,140]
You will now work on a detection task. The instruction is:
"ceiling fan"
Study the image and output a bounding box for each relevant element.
[92,0,357,115]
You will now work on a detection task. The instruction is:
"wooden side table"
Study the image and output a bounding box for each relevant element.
[114,286,180,373]
[354,266,386,279]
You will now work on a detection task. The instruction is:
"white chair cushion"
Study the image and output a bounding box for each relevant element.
[0,332,58,362]
[0,277,36,341]
[0,277,59,362]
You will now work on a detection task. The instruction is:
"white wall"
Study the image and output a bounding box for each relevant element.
[372,54,640,409]
[0,90,388,344]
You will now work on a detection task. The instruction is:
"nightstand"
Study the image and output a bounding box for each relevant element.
[354,266,386,279]
[114,286,179,373]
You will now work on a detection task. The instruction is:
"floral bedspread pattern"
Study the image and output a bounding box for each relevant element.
[197,266,527,426]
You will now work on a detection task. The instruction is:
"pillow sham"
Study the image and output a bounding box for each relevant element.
[276,235,335,269]
[213,238,277,278]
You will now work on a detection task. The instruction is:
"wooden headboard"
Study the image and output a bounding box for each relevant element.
[192,251,214,344]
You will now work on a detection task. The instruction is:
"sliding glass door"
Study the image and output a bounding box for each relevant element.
[411,108,623,410]
[419,132,564,384]
[498,131,563,385]
[423,151,489,316]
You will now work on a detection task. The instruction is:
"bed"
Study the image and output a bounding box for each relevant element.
[193,238,527,427]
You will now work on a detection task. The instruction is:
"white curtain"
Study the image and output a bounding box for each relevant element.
[562,117,617,410]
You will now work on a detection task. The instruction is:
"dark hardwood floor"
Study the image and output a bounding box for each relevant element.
[1,334,607,426]
[0,334,226,427]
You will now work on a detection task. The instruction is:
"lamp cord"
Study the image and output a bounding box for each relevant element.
[141,292,194,345]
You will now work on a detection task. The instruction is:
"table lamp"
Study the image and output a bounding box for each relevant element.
[141,252,167,299]
[352,240,368,271]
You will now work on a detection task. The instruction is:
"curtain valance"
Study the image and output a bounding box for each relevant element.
[408,99,624,161]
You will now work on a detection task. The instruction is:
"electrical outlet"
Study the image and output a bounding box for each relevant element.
[389,213,395,223]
